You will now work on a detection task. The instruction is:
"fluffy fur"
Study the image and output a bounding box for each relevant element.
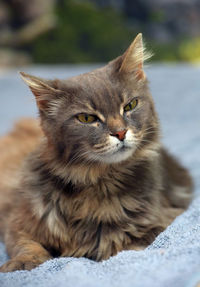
[0,34,193,272]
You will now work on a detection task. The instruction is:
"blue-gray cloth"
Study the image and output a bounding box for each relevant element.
[0,64,200,287]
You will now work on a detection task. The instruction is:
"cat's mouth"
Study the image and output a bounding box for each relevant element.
[118,144,130,151]
[90,131,137,164]
[94,142,136,164]
[114,142,134,154]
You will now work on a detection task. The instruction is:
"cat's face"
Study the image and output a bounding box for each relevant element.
[21,34,159,165]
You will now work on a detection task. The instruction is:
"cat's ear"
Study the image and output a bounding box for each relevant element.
[119,33,151,80]
[20,72,61,110]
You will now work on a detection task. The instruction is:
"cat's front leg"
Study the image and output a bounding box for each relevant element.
[0,231,52,272]
[0,253,51,272]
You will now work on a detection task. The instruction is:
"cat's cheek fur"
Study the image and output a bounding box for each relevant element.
[124,129,136,147]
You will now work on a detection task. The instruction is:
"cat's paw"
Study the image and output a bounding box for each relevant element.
[0,257,45,272]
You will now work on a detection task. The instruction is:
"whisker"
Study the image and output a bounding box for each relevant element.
[93,142,109,148]
[66,147,90,166]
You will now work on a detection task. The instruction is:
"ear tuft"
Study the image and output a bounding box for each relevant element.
[119,33,152,80]
[20,72,60,110]
[20,72,43,89]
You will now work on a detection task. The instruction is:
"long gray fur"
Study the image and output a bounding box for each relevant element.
[0,64,199,287]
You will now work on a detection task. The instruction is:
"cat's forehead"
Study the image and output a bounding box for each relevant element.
[65,68,121,96]
[62,68,139,115]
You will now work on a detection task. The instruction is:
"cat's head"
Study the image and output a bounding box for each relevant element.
[21,34,159,165]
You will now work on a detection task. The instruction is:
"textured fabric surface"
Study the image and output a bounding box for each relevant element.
[0,64,200,287]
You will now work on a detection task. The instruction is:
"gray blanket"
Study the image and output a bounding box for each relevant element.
[0,64,200,287]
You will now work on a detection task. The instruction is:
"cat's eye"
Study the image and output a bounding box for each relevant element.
[124,99,138,112]
[77,114,97,123]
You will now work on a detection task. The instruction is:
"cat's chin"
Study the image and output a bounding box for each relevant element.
[92,146,135,164]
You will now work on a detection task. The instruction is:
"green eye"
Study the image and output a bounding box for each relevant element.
[77,114,96,123]
[124,99,138,112]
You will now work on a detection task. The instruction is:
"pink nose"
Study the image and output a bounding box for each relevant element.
[111,129,127,141]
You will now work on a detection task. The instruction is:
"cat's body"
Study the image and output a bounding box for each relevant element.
[0,34,193,272]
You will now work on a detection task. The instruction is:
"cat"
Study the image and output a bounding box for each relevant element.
[0,34,193,272]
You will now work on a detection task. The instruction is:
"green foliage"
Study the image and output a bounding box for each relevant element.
[149,38,200,63]
[31,0,133,63]
[149,42,181,62]
[179,38,200,62]
[149,10,165,23]
[30,0,200,63]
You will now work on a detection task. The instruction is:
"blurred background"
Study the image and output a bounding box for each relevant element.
[0,0,200,67]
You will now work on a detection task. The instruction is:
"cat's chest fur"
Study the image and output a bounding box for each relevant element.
[32,157,163,261]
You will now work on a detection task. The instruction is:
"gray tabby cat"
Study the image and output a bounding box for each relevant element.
[0,34,193,272]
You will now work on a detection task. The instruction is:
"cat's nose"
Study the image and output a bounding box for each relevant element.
[111,129,127,141]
